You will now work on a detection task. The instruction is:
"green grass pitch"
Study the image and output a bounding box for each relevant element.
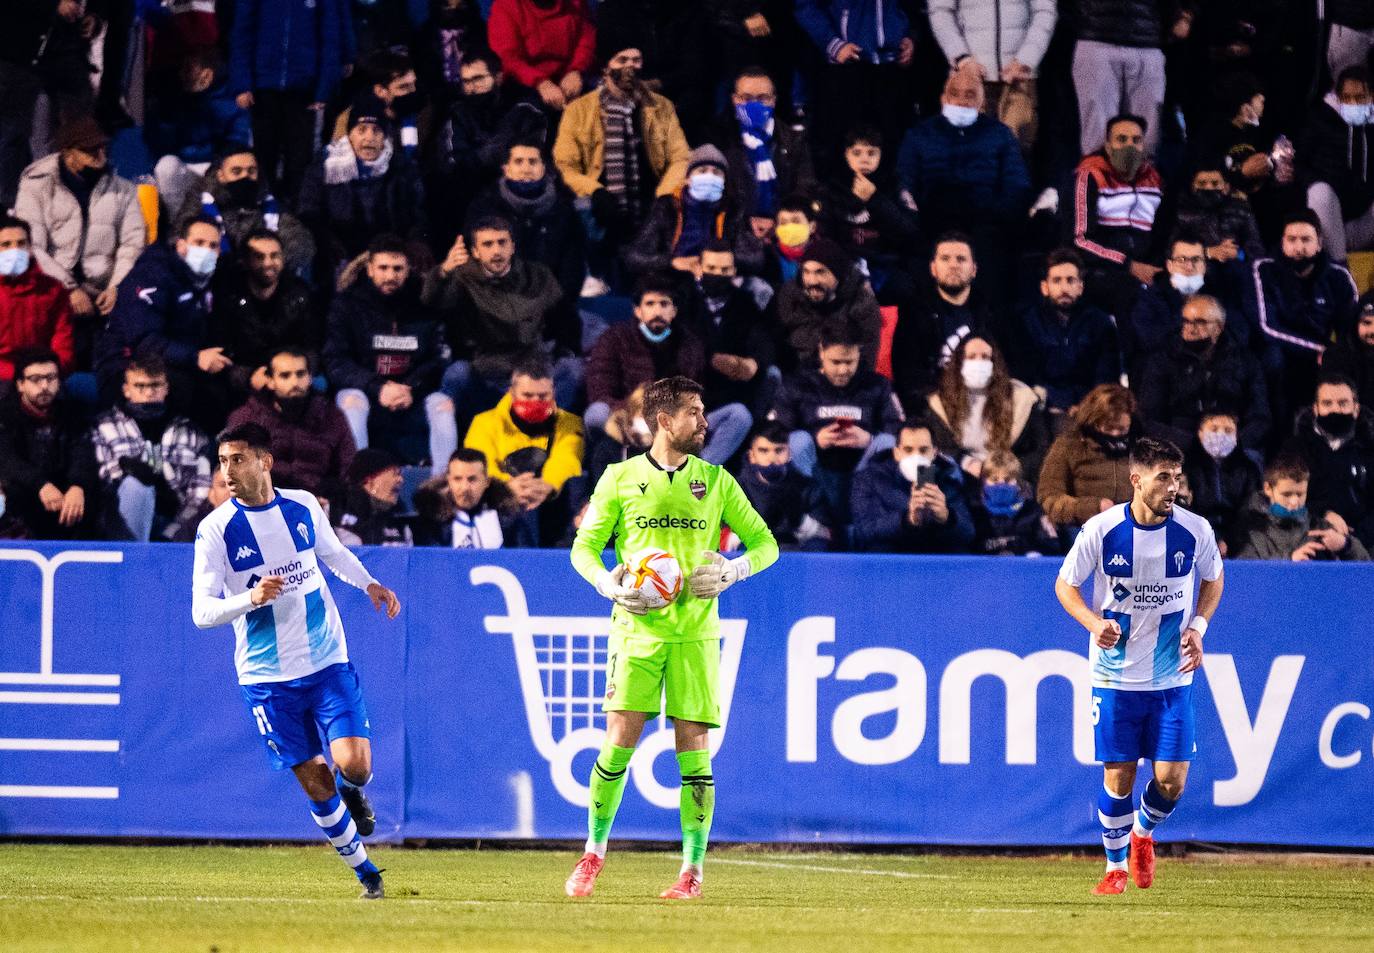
[2,843,1371,952]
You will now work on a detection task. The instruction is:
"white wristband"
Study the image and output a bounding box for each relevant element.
[728,556,752,582]
[1187,615,1208,636]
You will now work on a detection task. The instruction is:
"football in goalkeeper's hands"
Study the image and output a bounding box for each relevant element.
[625,549,682,609]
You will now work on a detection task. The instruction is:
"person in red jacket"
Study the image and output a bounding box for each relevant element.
[487,0,596,112]
[0,215,73,385]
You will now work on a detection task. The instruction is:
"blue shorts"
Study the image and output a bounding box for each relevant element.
[239,662,370,770]
[1093,685,1195,763]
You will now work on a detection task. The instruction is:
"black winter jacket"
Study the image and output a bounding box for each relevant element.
[850,450,974,554]
[1073,0,1170,48]
[1283,407,1374,543]
[1136,335,1271,451]
[1018,299,1121,412]
[890,280,994,412]
[297,153,429,264]
[467,178,587,300]
[770,366,904,472]
[1299,97,1374,222]
[1182,439,1262,549]
[323,279,446,402]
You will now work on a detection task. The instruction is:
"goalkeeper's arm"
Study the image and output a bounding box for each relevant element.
[689,471,779,599]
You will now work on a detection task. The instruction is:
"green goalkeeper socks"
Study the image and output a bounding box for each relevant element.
[586,741,635,855]
[677,749,715,870]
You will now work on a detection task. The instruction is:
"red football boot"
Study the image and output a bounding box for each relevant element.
[564,852,604,897]
[1130,831,1155,888]
[1092,869,1129,895]
[659,871,703,900]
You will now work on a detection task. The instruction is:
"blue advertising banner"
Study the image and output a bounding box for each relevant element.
[1,543,1371,848]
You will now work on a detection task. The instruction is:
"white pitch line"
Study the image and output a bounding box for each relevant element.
[0,738,119,752]
[712,858,954,879]
[0,785,119,799]
[0,691,120,705]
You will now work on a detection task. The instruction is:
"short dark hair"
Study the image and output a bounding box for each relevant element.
[1265,454,1310,485]
[749,421,791,447]
[126,353,168,379]
[365,48,414,86]
[449,447,488,468]
[1168,230,1206,256]
[1105,113,1148,138]
[505,139,544,162]
[1282,208,1322,235]
[1336,65,1372,93]
[1315,371,1359,399]
[268,346,311,369]
[843,122,883,152]
[634,273,677,306]
[462,48,502,77]
[777,193,819,221]
[932,230,975,258]
[240,228,283,254]
[216,422,272,454]
[510,353,554,383]
[215,142,255,166]
[819,321,863,350]
[13,347,60,380]
[468,216,513,243]
[733,65,773,89]
[701,237,734,258]
[1044,247,1083,278]
[367,233,409,258]
[0,214,32,240]
[641,376,703,435]
[178,213,222,240]
[1129,436,1183,472]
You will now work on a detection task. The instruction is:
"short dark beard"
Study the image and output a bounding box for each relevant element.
[937,280,968,298]
[672,431,706,456]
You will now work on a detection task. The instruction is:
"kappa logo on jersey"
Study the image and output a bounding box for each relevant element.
[1107,554,1129,568]
[1112,583,1130,602]
[235,545,257,561]
[690,479,707,501]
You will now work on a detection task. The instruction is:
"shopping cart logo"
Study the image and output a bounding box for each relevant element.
[470,565,746,810]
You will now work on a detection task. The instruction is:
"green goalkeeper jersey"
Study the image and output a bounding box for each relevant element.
[571,452,779,642]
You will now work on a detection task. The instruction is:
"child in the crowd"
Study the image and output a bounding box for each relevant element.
[729,422,831,551]
[970,450,1060,556]
[1235,456,1369,561]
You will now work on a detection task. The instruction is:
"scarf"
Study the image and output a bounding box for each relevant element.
[674,195,720,258]
[600,86,642,216]
[497,175,558,218]
[200,189,280,252]
[323,136,394,185]
[736,102,777,217]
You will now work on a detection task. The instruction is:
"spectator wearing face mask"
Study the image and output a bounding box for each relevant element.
[1182,411,1261,553]
[688,241,776,419]
[91,355,211,542]
[1172,164,1266,266]
[1236,455,1369,561]
[735,422,831,551]
[1245,209,1359,425]
[766,194,821,286]
[1018,248,1120,423]
[922,334,1048,486]
[173,145,316,278]
[1071,114,1167,323]
[0,215,74,385]
[1126,232,1232,373]
[225,347,356,504]
[1282,373,1374,544]
[849,422,974,554]
[624,145,764,284]
[1322,294,1374,402]
[463,358,585,544]
[1301,67,1374,265]
[705,67,817,248]
[466,141,587,301]
[331,49,431,163]
[1136,295,1270,454]
[970,450,1059,556]
[1036,383,1137,528]
[96,216,231,429]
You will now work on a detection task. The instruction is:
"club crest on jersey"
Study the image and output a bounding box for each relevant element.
[690,479,706,500]
[605,681,616,700]
[296,522,309,543]
[1174,550,1186,573]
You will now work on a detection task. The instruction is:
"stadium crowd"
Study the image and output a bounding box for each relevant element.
[2,0,1374,562]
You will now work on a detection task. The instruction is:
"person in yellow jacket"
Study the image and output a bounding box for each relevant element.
[463,357,585,543]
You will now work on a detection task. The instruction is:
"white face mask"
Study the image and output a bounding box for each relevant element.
[0,248,30,276]
[183,244,219,278]
[1338,102,1371,126]
[1200,430,1237,460]
[898,453,933,483]
[961,358,994,390]
[1170,272,1205,295]
[941,104,978,128]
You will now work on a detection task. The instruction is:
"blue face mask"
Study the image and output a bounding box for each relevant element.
[639,322,671,344]
[183,244,218,278]
[735,100,773,131]
[982,482,1023,517]
[942,104,978,128]
[505,176,545,199]
[0,248,30,277]
[687,172,725,203]
[1269,502,1307,521]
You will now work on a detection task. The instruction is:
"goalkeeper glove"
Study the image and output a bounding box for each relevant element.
[595,563,650,615]
[688,551,752,600]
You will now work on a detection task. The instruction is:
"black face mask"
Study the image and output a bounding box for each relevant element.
[750,462,787,482]
[699,274,735,299]
[391,91,422,118]
[1192,189,1225,209]
[1181,336,1213,354]
[77,165,106,187]
[222,177,258,208]
[1317,411,1356,438]
[1284,253,1315,273]
[127,400,166,422]
[1084,425,1130,457]
[276,395,310,421]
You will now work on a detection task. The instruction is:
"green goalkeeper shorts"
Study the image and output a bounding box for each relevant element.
[603,632,721,728]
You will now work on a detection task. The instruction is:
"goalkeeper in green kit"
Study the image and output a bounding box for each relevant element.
[565,376,778,900]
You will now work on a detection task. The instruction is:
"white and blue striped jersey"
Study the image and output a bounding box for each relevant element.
[191,489,378,685]
[1059,503,1222,691]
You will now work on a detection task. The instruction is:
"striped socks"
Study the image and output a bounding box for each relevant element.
[586,742,636,859]
[1134,781,1179,838]
[1098,785,1134,872]
[310,793,379,882]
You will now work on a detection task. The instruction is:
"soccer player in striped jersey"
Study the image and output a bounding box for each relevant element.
[1055,437,1224,896]
[192,423,401,900]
